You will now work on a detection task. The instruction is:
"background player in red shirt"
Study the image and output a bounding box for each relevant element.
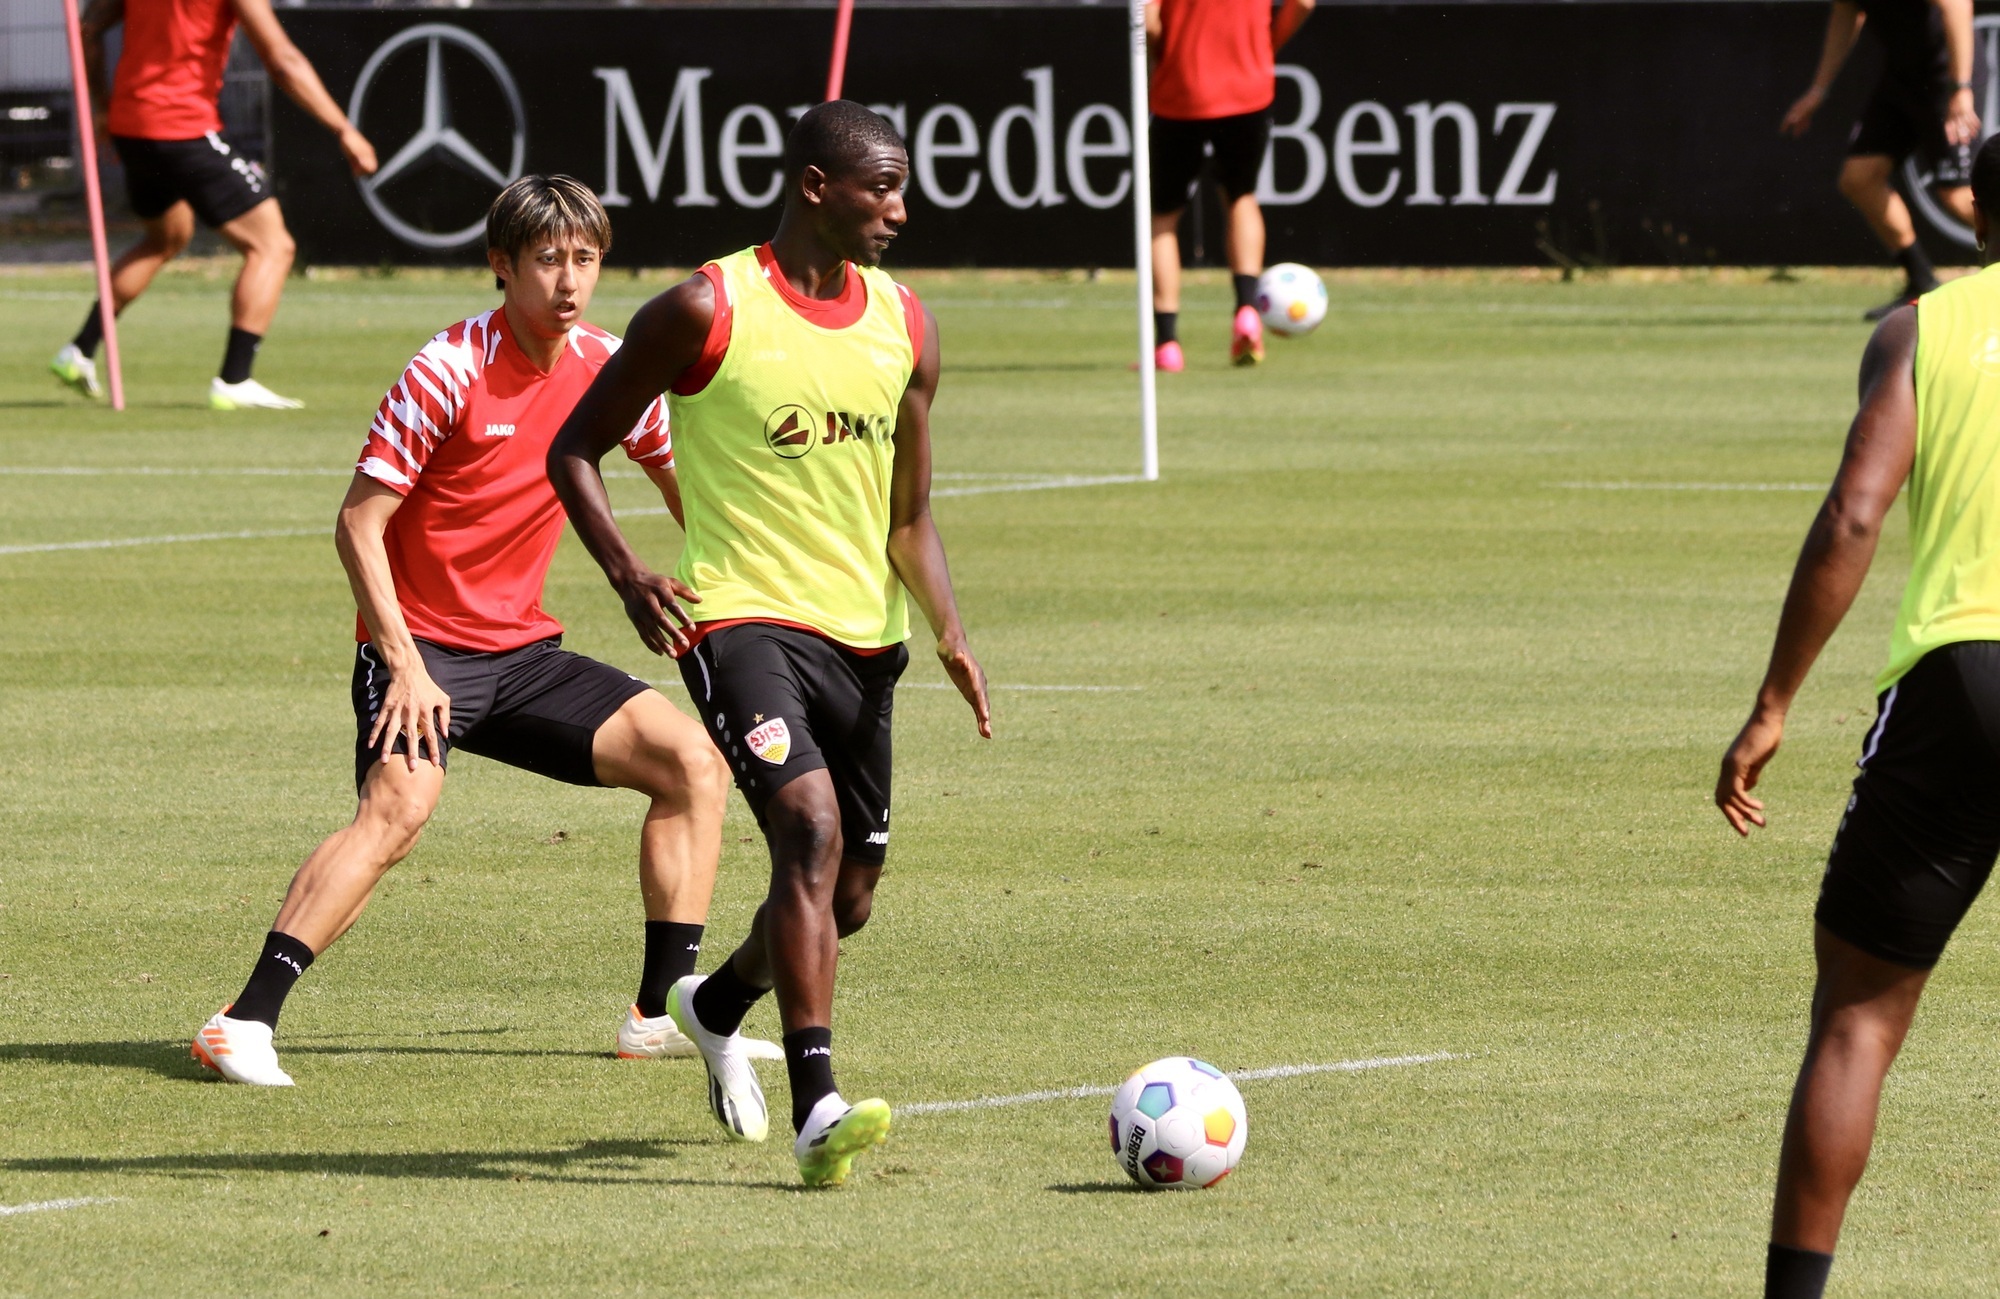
[189,176,774,1085]
[1146,0,1315,370]
[49,0,377,408]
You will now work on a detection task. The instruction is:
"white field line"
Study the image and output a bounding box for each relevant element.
[1557,481,1824,493]
[0,465,653,480]
[0,1197,120,1218]
[0,527,322,556]
[902,682,1141,692]
[935,474,1145,498]
[902,1053,1459,1116]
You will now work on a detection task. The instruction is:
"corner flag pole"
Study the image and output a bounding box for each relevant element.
[1129,0,1157,481]
[825,0,855,101]
[61,0,123,412]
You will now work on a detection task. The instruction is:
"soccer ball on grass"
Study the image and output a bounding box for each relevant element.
[1108,1056,1248,1189]
[1256,263,1328,338]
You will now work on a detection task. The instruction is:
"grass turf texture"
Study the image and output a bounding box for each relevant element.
[3,263,1997,1296]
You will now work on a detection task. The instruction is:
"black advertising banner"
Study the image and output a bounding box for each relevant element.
[269,3,1980,268]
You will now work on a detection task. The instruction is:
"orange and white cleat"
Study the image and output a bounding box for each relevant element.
[191,1007,295,1086]
[618,1004,781,1061]
[1230,305,1265,367]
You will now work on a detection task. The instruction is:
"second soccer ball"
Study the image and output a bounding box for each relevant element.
[1256,263,1328,338]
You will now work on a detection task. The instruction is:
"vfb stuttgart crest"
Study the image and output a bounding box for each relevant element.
[746,717,791,765]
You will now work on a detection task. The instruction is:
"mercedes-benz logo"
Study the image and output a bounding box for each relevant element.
[348,24,526,251]
[1906,15,1999,249]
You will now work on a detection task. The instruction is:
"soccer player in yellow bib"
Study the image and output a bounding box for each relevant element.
[550,101,990,1187]
[1718,136,2000,1299]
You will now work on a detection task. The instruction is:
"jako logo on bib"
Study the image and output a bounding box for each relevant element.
[746,717,791,765]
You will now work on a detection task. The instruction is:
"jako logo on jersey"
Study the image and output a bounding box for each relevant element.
[745,717,791,765]
[763,404,892,459]
[483,423,517,437]
[865,831,889,846]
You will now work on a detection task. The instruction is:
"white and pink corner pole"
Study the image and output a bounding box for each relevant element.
[825,0,855,101]
[61,0,123,411]
[1129,0,1157,480]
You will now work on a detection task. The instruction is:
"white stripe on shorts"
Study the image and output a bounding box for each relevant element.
[1858,681,1900,770]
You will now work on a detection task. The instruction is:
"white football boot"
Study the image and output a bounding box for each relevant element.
[617,1004,783,1061]
[794,1092,892,1188]
[49,344,100,399]
[190,1007,295,1086]
[209,377,303,410]
[665,975,768,1142]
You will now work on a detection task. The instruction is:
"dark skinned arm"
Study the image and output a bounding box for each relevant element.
[1716,306,1918,835]
[887,308,992,738]
[548,275,711,656]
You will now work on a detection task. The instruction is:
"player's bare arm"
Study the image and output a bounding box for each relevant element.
[1272,0,1315,53]
[1782,0,1864,137]
[1937,0,1980,145]
[77,0,122,118]
[229,0,377,175]
[335,474,449,770]
[548,276,712,655]
[886,307,992,739]
[1716,307,1917,835]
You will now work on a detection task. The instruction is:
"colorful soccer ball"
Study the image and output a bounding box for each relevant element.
[1256,262,1328,338]
[1108,1057,1248,1190]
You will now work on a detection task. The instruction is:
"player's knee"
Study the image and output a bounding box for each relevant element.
[1838,161,1882,202]
[640,730,731,806]
[769,798,842,866]
[261,227,297,268]
[834,890,873,937]
[361,789,433,855]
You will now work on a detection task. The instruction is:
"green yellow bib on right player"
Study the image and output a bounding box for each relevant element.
[668,245,916,649]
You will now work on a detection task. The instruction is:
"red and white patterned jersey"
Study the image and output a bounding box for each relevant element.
[356,309,671,653]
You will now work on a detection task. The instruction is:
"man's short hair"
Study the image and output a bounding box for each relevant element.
[485,174,612,290]
[783,100,906,188]
[1975,137,2000,233]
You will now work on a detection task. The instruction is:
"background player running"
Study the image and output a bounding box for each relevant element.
[550,102,991,1187]
[50,0,376,408]
[1718,136,2000,1299]
[1781,0,1980,320]
[1145,0,1315,369]
[192,176,775,1085]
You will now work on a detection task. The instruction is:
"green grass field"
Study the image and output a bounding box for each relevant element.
[3,261,1996,1297]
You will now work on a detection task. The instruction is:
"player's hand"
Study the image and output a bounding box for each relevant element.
[937,631,991,739]
[1946,87,1981,147]
[1716,706,1785,836]
[369,661,451,772]
[1780,88,1823,138]
[340,126,379,177]
[615,566,699,657]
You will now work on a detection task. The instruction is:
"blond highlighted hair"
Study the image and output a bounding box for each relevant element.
[485,174,613,289]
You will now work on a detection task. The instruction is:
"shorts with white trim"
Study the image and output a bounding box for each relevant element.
[112,133,269,227]
[679,622,907,867]
[1818,641,2000,969]
[351,636,650,794]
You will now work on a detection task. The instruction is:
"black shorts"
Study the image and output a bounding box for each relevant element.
[1848,79,1974,185]
[1150,109,1271,213]
[351,636,650,794]
[112,133,269,227]
[1818,642,2000,969]
[679,623,908,867]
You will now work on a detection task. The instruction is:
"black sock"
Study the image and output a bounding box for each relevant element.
[1765,1243,1834,1299]
[229,931,315,1030]
[73,304,103,358]
[1232,273,1260,311]
[1153,311,1178,345]
[635,920,702,1018]
[688,953,769,1036]
[1895,242,1939,295]
[219,327,262,384]
[784,1026,836,1133]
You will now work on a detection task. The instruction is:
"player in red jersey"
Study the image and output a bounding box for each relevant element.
[50,0,377,408]
[190,176,774,1085]
[1146,0,1315,369]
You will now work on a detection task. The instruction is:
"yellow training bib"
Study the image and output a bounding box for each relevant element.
[1884,263,2000,689]
[668,247,915,648]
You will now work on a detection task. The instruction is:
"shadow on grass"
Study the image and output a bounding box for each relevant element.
[0,1038,609,1080]
[1047,1181,1147,1194]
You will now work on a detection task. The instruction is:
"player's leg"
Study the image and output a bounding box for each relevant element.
[1764,644,2000,1297]
[1768,926,1928,1277]
[588,688,778,1059]
[52,200,191,399]
[192,759,445,1086]
[210,198,302,409]
[1147,117,1204,372]
[1841,85,1938,319]
[1213,110,1273,366]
